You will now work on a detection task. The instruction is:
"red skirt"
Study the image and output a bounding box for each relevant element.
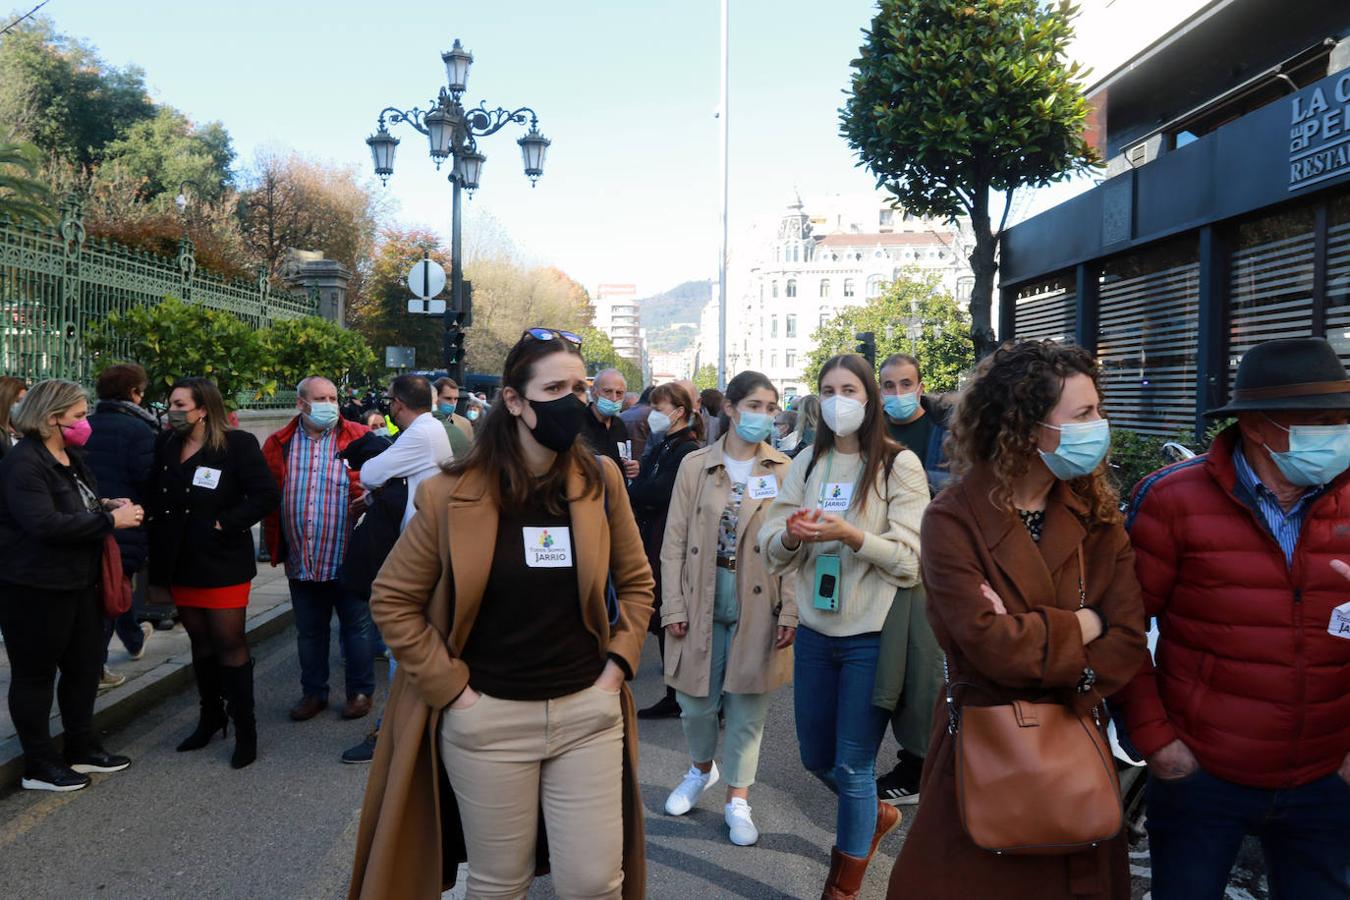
[171,583,251,610]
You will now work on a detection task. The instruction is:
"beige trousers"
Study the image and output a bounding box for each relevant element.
[438,685,625,900]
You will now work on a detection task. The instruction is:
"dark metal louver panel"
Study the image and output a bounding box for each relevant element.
[1097,259,1200,437]
[1229,228,1315,367]
[1012,276,1076,344]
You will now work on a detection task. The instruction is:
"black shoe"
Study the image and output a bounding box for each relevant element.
[341,731,379,764]
[876,762,921,806]
[22,759,91,792]
[178,657,229,752]
[222,659,257,769]
[637,694,682,720]
[153,618,177,632]
[66,747,131,775]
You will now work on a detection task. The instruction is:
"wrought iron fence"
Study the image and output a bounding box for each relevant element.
[0,194,316,395]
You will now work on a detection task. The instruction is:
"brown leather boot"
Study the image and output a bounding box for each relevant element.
[820,847,868,900]
[868,800,902,858]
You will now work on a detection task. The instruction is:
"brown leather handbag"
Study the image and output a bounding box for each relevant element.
[947,548,1123,856]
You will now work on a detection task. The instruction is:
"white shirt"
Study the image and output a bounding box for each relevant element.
[723,453,754,485]
[359,412,454,530]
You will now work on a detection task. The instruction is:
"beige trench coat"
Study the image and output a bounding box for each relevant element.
[659,436,797,697]
[347,457,655,899]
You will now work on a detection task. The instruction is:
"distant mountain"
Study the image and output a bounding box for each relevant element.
[639,280,712,330]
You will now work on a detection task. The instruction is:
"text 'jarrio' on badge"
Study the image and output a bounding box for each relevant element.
[523,526,573,568]
[1329,601,1350,640]
[821,482,852,512]
[192,467,222,490]
[748,475,778,500]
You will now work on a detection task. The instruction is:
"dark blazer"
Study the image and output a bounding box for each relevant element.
[627,425,700,622]
[84,400,157,575]
[888,465,1148,900]
[0,437,113,590]
[147,429,281,589]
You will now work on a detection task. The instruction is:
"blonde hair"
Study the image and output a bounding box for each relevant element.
[12,379,88,439]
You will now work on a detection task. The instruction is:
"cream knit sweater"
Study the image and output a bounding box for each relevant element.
[759,447,929,636]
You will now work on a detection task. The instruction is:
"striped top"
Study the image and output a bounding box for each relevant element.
[1231,446,1326,567]
[282,426,350,581]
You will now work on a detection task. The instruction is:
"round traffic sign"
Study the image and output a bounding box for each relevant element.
[407,259,447,299]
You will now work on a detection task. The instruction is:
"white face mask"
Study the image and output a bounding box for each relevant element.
[821,395,866,438]
[647,409,672,435]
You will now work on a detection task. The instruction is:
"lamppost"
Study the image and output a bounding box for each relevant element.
[175,180,202,241]
[364,39,550,381]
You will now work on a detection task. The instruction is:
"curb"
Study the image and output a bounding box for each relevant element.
[0,601,294,791]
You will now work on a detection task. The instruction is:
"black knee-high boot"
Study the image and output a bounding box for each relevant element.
[177,657,228,752]
[221,658,256,769]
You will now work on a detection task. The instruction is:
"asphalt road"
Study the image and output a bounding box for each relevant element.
[0,626,1266,900]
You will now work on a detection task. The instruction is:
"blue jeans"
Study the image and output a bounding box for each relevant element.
[289,579,376,700]
[794,625,890,857]
[1147,767,1350,900]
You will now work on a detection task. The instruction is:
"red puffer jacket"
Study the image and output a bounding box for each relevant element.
[1118,426,1350,789]
[261,416,368,566]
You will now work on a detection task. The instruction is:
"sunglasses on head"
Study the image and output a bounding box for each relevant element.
[522,327,582,348]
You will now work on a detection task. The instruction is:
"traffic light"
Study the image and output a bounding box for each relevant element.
[444,312,467,366]
[460,280,474,327]
[855,331,876,368]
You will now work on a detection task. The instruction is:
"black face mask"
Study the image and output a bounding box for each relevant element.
[526,393,589,453]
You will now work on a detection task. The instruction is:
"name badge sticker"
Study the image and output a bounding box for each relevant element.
[1329,601,1350,640]
[820,482,853,513]
[748,475,778,500]
[192,467,222,490]
[523,526,574,568]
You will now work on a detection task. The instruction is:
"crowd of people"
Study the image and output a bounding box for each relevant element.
[0,330,1347,900]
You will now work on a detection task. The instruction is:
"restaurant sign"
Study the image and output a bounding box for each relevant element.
[1290,72,1350,192]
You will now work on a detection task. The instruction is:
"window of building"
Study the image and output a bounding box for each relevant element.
[843,278,855,297]
[866,275,885,298]
[786,279,797,298]
[820,279,831,298]
[770,353,778,368]
[879,209,894,227]
[786,314,797,338]
[819,312,830,328]
[771,315,778,338]
[772,281,779,298]
[785,352,796,368]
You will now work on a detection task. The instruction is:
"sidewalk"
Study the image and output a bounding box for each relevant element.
[0,562,294,789]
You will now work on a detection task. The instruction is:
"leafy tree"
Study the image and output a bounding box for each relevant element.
[805,272,974,392]
[0,20,154,169]
[0,139,54,223]
[841,0,1098,358]
[259,316,377,394]
[346,226,447,370]
[98,107,235,202]
[87,296,267,408]
[692,363,718,392]
[576,325,642,390]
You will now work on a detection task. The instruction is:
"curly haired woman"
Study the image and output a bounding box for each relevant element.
[885,340,1147,900]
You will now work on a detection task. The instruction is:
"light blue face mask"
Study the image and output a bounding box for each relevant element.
[734,410,774,444]
[1038,419,1110,480]
[883,392,920,421]
[303,401,340,431]
[596,396,623,418]
[1265,419,1350,487]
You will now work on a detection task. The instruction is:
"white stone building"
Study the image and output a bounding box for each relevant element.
[724,194,973,401]
[592,283,648,378]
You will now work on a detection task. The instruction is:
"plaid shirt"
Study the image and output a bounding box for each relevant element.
[282,426,350,581]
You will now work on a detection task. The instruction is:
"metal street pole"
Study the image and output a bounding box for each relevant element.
[448,174,463,382]
[717,0,729,390]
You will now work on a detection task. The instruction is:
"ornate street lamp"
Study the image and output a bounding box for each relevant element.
[365,127,399,184]
[442,39,473,97]
[518,125,550,185]
[367,39,549,377]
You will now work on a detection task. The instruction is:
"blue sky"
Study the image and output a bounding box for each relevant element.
[37,0,897,295]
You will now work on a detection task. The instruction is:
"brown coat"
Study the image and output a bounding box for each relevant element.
[888,466,1148,900]
[659,437,797,696]
[347,457,656,900]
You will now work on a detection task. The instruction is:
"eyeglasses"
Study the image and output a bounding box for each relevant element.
[521,327,582,348]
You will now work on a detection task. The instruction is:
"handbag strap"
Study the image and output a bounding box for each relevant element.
[945,541,1093,736]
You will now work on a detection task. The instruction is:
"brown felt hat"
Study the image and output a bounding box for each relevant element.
[1206,337,1350,417]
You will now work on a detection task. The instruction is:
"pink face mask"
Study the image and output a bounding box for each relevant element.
[61,418,93,448]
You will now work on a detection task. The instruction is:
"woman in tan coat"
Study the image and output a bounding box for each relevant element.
[886,341,1148,900]
[658,370,797,846]
[348,328,655,900]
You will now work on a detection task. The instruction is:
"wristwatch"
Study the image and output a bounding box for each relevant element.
[1075,665,1097,695]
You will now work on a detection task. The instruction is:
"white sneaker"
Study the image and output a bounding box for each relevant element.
[664,762,719,816]
[98,666,126,691]
[725,797,759,846]
[128,622,153,661]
